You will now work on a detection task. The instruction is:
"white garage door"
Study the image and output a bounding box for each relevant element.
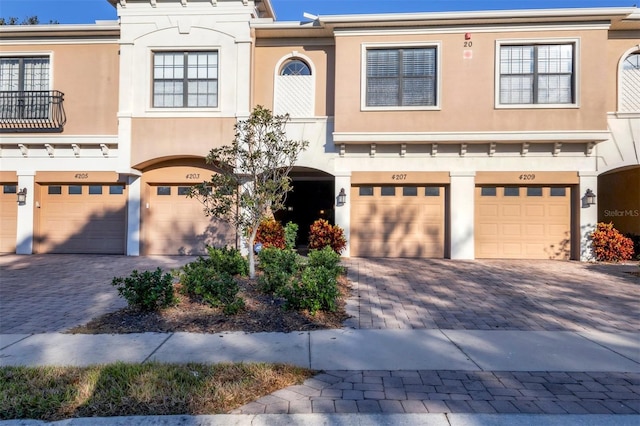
[350,185,445,258]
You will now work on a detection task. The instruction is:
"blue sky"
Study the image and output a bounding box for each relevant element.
[0,0,635,24]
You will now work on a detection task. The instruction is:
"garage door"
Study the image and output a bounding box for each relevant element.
[350,185,445,257]
[143,184,234,255]
[37,184,127,254]
[1,184,18,253]
[475,185,571,259]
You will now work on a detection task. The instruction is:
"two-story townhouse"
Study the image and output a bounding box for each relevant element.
[0,22,122,254]
[1,1,638,260]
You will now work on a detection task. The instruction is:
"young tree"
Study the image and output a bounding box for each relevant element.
[190,106,308,278]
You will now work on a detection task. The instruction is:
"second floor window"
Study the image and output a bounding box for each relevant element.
[366,47,437,107]
[499,44,575,105]
[153,51,218,108]
[0,56,50,119]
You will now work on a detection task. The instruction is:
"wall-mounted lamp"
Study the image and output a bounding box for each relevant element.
[337,188,347,206]
[17,188,27,205]
[585,189,596,206]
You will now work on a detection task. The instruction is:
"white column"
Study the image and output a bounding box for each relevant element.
[579,171,599,261]
[449,171,476,259]
[126,175,141,256]
[235,40,252,117]
[334,173,351,257]
[16,171,35,255]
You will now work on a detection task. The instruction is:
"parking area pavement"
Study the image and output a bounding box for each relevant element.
[1,255,638,334]
[343,258,640,333]
[0,254,196,334]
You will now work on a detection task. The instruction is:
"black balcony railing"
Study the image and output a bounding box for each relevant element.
[0,90,66,132]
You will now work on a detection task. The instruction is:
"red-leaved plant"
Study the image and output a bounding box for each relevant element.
[591,222,634,262]
[308,219,347,254]
[255,218,286,249]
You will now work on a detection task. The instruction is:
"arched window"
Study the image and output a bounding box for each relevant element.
[274,54,315,117]
[620,51,640,112]
[280,59,311,76]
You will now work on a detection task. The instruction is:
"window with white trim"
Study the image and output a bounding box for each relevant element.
[499,43,575,105]
[620,51,640,112]
[0,56,50,119]
[366,47,437,107]
[153,51,218,108]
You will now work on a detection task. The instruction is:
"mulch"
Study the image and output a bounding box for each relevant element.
[68,275,351,334]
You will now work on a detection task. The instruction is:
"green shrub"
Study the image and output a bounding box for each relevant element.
[591,222,634,262]
[307,246,343,276]
[179,261,244,315]
[257,247,300,293]
[279,266,339,315]
[111,268,176,311]
[308,219,346,254]
[205,246,248,276]
[284,221,299,250]
[255,218,286,249]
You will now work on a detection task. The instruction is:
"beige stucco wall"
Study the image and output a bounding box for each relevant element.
[130,117,236,167]
[1,43,119,135]
[334,29,610,134]
[253,42,335,116]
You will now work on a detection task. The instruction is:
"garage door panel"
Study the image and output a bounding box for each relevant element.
[1,185,18,253]
[38,185,126,254]
[475,185,571,259]
[351,185,444,258]
[144,183,235,255]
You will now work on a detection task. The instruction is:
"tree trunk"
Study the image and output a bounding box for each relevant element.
[248,228,258,279]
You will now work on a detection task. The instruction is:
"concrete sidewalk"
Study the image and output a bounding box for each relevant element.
[2,329,639,371]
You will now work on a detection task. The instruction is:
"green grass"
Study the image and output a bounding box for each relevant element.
[1,362,314,421]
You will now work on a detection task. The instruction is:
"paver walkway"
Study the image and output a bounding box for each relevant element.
[234,370,640,415]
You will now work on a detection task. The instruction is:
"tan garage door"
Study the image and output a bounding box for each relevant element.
[1,184,18,253]
[143,184,234,255]
[350,185,445,258]
[475,186,571,259]
[37,184,126,254]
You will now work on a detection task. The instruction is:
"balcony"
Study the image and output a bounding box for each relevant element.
[0,90,66,133]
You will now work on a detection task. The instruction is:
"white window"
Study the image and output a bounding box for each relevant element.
[620,51,640,112]
[0,56,50,119]
[153,51,218,108]
[365,47,437,108]
[498,42,576,106]
[274,54,315,117]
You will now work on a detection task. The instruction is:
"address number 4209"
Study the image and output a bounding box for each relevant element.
[519,174,536,181]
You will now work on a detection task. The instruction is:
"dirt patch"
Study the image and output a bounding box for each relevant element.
[68,276,351,334]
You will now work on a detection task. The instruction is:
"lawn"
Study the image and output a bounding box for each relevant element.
[1,362,314,421]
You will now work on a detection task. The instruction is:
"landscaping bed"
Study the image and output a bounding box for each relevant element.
[69,273,350,334]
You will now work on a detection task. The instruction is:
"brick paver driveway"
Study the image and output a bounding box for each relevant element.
[343,258,639,333]
[1,254,637,334]
[0,254,196,334]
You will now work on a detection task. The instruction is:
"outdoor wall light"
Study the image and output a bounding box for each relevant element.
[585,189,596,206]
[17,188,27,205]
[337,188,347,206]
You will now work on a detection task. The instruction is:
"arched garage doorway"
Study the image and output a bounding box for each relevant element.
[598,165,640,247]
